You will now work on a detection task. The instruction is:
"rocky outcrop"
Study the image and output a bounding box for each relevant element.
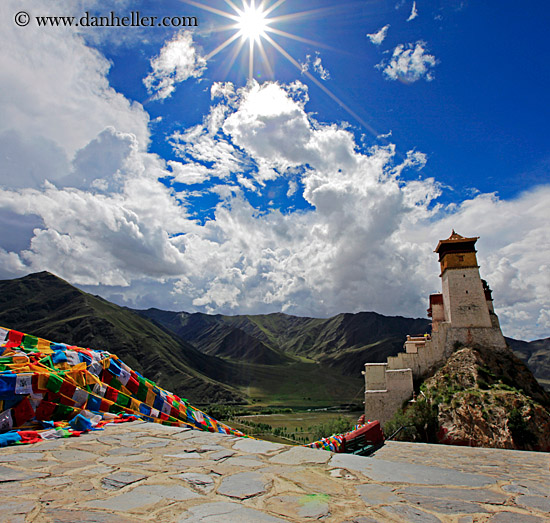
[423,345,550,451]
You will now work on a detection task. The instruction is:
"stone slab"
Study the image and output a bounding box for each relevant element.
[1,501,35,516]
[265,494,331,519]
[52,449,99,462]
[165,452,202,459]
[42,508,142,522]
[175,472,217,493]
[209,449,235,461]
[218,457,265,469]
[85,484,200,512]
[356,484,401,505]
[100,454,151,466]
[398,485,507,504]
[216,471,268,500]
[268,446,330,465]
[178,501,287,522]
[488,512,548,522]
[0,465,48,482]
[502,484,530,495]
[516,495,550,513]
[232,438,286,454]
[101,471,148,490]
[379,503,443,523]
[330,454,494,486]
[402,496,487,515]
[105,447,143,456]
[0,452,45,462]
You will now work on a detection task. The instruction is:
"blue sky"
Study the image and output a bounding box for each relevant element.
[0,0,549,340]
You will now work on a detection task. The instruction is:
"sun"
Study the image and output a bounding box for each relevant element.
[181,0,374,135]
[183,0,324,81]
[236,2,269,42]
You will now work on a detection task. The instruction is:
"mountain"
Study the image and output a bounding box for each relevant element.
[0,272,242,404]
[136,309,432,377]
[0,273,372,406]
[506,337,550,390]
[4,272,548,410]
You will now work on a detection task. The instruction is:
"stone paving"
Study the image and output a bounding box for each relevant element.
[0,421,549,522]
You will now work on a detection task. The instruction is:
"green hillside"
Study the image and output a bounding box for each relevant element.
[0,272,242,404]
[5,272,546,409]
[0,273,365,406]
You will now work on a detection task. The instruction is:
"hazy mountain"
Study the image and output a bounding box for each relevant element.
[506,337,550,390]
[0,273,367,406]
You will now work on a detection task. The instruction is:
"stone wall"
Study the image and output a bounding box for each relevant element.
[441,268,492,328]
[364,365,414,426]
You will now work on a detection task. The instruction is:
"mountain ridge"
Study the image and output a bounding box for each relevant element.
[2,272,549,409]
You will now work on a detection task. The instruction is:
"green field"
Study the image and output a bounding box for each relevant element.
[229,410,364,444]
[229,361,365,407]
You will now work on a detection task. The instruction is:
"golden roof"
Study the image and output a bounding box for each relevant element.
[434,230,479,252]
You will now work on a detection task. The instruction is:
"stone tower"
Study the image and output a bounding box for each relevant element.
[437,231,492,329]
[363,231,507,426]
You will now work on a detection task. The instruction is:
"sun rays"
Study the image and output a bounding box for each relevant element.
[183,0,330,80]
[181,0,376,134]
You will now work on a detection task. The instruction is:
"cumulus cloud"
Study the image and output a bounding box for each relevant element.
[143,31,206,100]
[378,41,437,82]
[367,25,390,45]
[168,161,213,185]
[407,2,419,21]
[0,4,547,341]
[0,0,149,191]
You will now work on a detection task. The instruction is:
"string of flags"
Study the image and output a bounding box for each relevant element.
[0,326,249,447]
[0,326,374,452]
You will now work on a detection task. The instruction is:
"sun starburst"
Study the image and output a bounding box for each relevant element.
[181,0,377,134]
[236,2,269,42]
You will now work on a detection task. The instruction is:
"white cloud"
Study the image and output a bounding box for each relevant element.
[367,25,390,45]
[378,41,437,82]
[143,31,206,100]
[377,130,393,140]
[168,161,213,185]
[287,180,298,197]
[392,150,428,177]
[407,1,419,21]
[0,0,149,191]
[301,53,331,80]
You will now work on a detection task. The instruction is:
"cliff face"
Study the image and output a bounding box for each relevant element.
[424,346,550,451]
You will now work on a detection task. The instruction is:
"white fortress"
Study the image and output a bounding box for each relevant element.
[364,231,507,426]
